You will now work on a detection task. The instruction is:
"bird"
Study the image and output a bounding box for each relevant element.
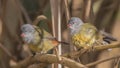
[67,17,117,49]
[21,24,68,55]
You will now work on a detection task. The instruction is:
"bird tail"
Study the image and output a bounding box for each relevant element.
[103,36,117,44]
[100,31,117,44]
[58,41,70,45]
[45,37,70,45]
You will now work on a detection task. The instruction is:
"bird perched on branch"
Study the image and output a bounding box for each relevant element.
[68,17,117,49]
[21,24,68,55]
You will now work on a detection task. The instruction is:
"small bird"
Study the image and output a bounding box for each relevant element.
[68,17,116,49]
[21,24,68,55]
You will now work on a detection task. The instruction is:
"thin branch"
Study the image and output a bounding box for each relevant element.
[82,0,93,22]
[12,54,87,68]
[28,63,48,68]
[0,18,2,36]
[13,0,24,25]
[94,41,120,51]
[86,54,120,67]
[57,0,62,63]
[50,0,60,68]
[64,0,70,23]
[64,0,76,58]
[0,43,16,61]
[32,15,47,25]
[62,48,88,58]
[5,38,120,68]
[63,41,120,59]
[85,0,92,20]
[16,0,32,24]
[94,0,119,30]
[50,0,58,37]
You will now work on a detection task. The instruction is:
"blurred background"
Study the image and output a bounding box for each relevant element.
[0,0,120,68]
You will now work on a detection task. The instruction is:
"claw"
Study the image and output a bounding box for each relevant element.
[31,52,36,57]
[87,46,95,52]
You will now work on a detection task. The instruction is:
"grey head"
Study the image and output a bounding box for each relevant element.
[68,17,84,35]
[21,24,35,43]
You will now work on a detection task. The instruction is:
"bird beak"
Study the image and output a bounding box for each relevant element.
[67,24,71,28]
[21,33,25,37]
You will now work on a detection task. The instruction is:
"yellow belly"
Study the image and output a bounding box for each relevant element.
[29,44,42,52]
[72,33,96,48]
[28,39,56,53]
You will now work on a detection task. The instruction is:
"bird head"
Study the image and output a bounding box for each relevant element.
[68,17,84,34]
[21,24,35,43]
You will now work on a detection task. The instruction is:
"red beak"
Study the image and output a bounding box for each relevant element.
[21,33,25,37]
[67,24,71,27]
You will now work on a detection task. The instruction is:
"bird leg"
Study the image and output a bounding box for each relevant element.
[83,45,95,52]
[87,46,95,52]
[30,51,36,57]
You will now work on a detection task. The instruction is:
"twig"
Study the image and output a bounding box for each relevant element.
[64,0,70,23]
[50,0,59,68]
[13,0,24,25]
[94,41,120,51]
[94,0,119,30]
[11,42,120,68]
[64,0,76,58]
[50,0,58,37]
[32,15,47,25]
[0,18,2,36]
[16,0,32,24]
[57,0,62,64]
[62,49,88,58]
[28,63,48,68]
[63,41,120,59]
[86,54,120,67]
[82,0,93,22]
[12,54,87,68]
[0,43,16,61]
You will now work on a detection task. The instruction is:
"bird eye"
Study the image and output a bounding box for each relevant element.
[72,22,75,24]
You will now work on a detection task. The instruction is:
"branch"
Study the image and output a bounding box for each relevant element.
[0,43,16,61]
[86,54,120,67]
[82,0,93,22]
[63,49,88,58]
[0,18,3,36]
[32,15,47,25]
[16,0,32,24]
[12,54,87,68]
[94,41,120,51]
[28,63,48,68]
[50,0,58,37]
[63,41,120,59]
[64,0,70,23]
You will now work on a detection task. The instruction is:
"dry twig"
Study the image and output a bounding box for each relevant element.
[11,41,120,68]
[0,43,16,61]
[64,0,70,22]
[82,0,94,22]
[16,0,32,24]
[86,54,120,67]
[32,15,47,25]
[12,54,87,68]
[63,41,120,59]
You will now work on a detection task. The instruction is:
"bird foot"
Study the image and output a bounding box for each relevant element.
[88,46,95,52]
[40,51,46,54]
[31,52,36,57]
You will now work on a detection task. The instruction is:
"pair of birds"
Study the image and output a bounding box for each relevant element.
[21,17,116,55]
